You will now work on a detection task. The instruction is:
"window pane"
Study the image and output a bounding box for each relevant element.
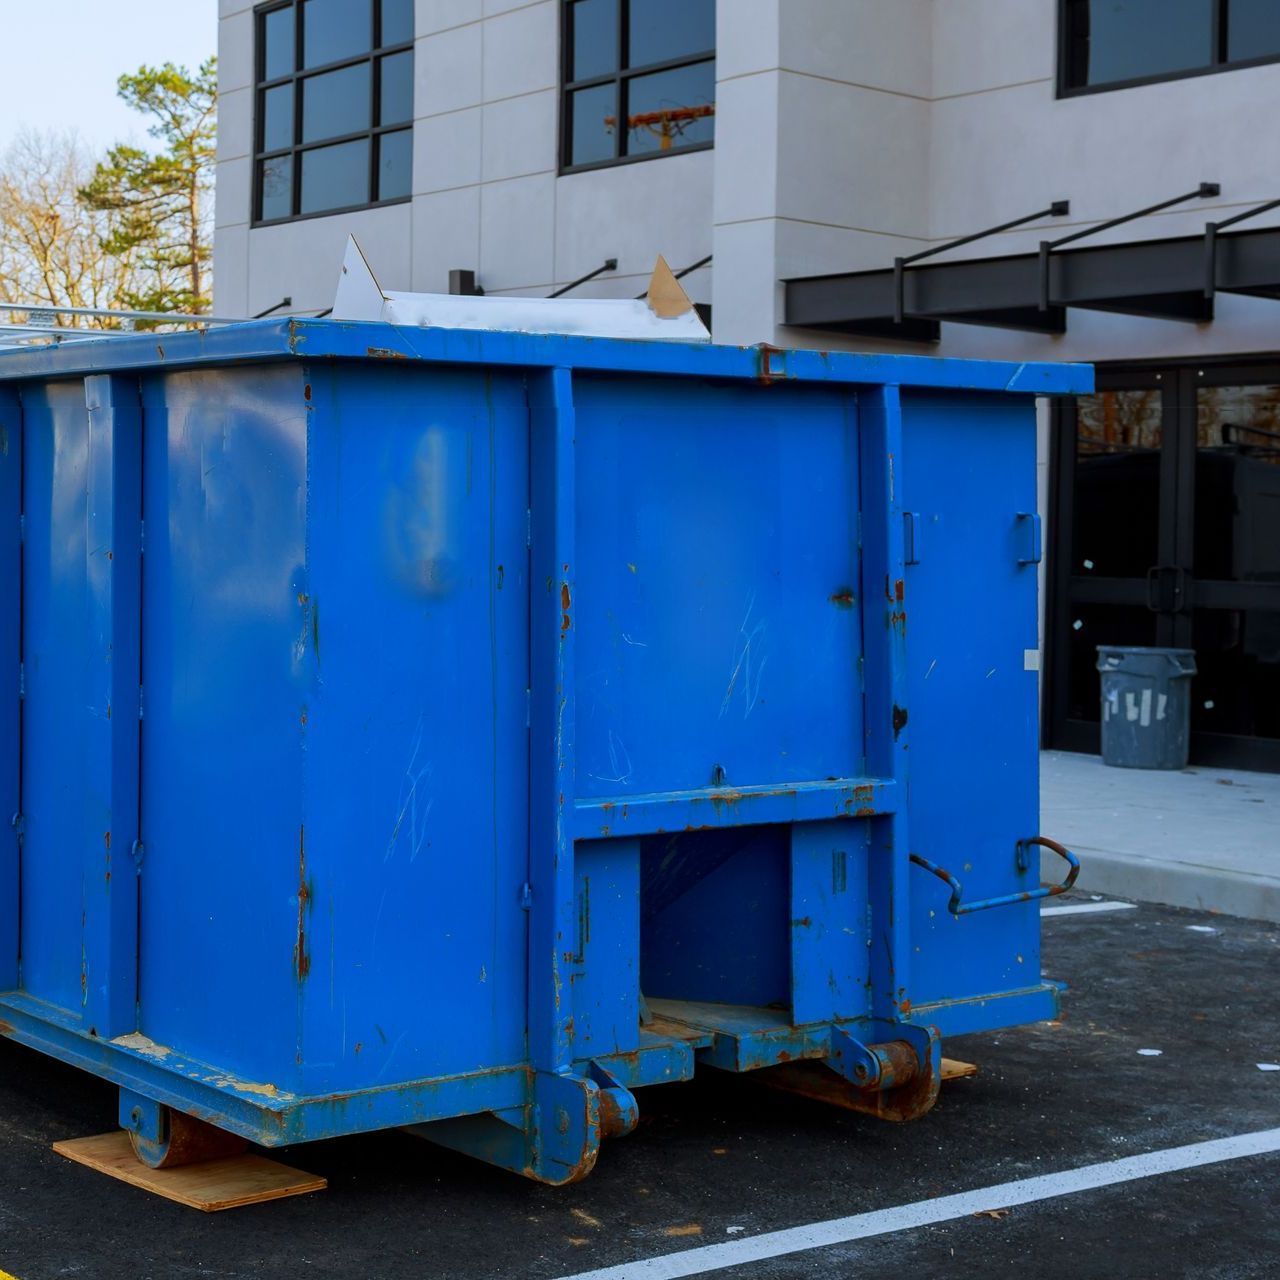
[1227,0,1280,62]
[303,0,372,68]
[380,0,414,46]
[259,155,293,220]
[261,84,294,151]
[1074,0,1214,86]
[629,0,714,67]
[300,138,370,213]
[380,50,414,124]
[302,62,371,142]
[569,83,617,166]
[571,0,618,80]
[1194,384,1280,581]
[262,5,295,80]
[378,128,413,200]
[624,61,715,156]
[1072,388,1163,578]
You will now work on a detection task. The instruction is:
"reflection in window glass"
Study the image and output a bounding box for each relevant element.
[261,84,294,151]
[561,0,715,170]
[570,83,617,166]
[1194,383,1280,742]
[380,0,414,46]
[629,0,715,67]
[1227,0,1280,62]
[301,138,370,214]
[303,0,372,68]
[379,128,413,200]
[1072,389,1163,579]
[262,6,294,80]
[255,0,414,221]
[303,63,371,143]
[1195,384,1280,581]
[626,61,716,155]
[571,0,618,80]
[259,155,294,220]
[380,50,414,125]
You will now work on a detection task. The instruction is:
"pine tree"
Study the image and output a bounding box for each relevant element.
[79,59,217,316]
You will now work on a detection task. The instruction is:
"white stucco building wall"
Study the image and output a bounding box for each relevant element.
[215,1,1280,366]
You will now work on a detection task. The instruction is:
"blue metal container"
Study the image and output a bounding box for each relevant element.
[0,321,1090,1180]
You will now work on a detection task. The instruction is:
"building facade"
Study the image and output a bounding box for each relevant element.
[215,0,1280,770]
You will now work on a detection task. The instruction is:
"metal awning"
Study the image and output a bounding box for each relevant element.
[784,187,1280,342]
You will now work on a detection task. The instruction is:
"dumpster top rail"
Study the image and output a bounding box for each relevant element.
[0,316,1094,396]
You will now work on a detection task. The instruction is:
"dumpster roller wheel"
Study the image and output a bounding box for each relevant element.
[122,1094,248,1169]
[754,1024,943,1123]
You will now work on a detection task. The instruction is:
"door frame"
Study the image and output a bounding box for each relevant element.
[1046,355,1280,773]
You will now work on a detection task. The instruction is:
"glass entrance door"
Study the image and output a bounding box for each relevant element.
[1048,363,1280,772]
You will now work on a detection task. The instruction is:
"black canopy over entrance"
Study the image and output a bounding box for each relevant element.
[783,189,1280,343]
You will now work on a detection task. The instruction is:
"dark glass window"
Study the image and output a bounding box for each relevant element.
[1227,0,1280,62]
[561,0,715,172]
[254,0,413,223]
[1062,0,1280,92]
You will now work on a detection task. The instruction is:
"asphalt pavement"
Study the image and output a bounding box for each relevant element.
[0,893,1276,1280]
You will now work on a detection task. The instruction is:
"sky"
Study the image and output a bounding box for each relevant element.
[0,1,217,154]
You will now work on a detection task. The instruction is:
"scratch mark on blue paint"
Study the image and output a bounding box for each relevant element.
[721,592,767,720]
[386,714,434,862]
[589,729,633,785]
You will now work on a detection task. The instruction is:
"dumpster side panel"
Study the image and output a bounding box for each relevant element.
[138,366,308,1083]
[900,391,1041,1009]
[20,380,92,1017]
[298,363,531,1092]
[0,388,20,991]
[573,378,863,799]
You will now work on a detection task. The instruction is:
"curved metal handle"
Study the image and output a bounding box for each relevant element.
[909,837,1079,916]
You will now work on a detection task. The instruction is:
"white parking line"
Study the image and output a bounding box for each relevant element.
[1041,901,1138,917]
[554,1127,1280,1280]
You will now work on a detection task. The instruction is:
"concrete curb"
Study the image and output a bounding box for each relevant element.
[1043,847,1280,925]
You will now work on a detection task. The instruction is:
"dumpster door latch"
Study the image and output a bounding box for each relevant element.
[903,512,921,565]
[519,882,533,910]
[1016,512,1042,565]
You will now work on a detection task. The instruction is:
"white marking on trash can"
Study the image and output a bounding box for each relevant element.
[1140,688,1152,727]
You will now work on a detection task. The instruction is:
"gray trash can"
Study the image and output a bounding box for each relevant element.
[1096,646,1197,771]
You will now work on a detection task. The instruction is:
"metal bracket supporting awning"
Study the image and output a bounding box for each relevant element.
[783,184,1280,343]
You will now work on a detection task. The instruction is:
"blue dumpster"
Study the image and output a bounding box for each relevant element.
[0,321,1090,1181]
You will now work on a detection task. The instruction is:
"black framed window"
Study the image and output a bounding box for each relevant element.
[1061,0,1280,94]
[560,0,715,174]
[254,0,414,225]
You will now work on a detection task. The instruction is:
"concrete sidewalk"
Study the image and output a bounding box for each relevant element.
[1040,750,1280,923]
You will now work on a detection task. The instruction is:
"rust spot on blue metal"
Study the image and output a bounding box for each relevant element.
[561,582,572,633]
[294,825,312,981]
[757,344,783,386]
[830,588,855,608]
[892,705,909,739]
[366,346,408,360]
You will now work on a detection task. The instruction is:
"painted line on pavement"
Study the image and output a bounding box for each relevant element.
[1041,901,1137,917]
[553,1127,1280,1280]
